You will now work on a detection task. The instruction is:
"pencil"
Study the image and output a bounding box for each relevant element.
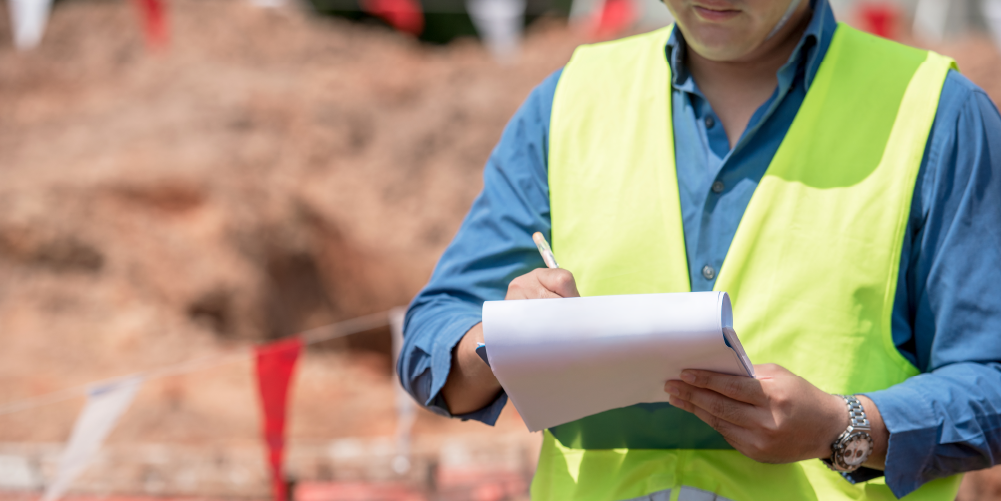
[532,232,559,269]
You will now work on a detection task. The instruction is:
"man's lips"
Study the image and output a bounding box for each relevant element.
[693,4,741,21]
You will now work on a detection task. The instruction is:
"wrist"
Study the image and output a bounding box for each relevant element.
[442,323,501,415]
[823,395,879,473]
[855,394,887,469]
[815,392,850,460]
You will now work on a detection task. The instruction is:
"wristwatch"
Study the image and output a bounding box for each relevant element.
[822,394,874,473]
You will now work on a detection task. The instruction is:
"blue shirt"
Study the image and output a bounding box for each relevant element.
[399,0,1001,496]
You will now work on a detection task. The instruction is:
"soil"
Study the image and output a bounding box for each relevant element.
[0,0,583,444]
[0,0,998,498]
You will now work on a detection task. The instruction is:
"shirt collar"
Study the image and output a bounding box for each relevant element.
[666,0,837,94]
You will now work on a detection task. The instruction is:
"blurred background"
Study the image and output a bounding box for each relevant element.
[0,0,999,500]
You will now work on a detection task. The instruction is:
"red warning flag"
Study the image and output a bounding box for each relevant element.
[255,337,303,501]
[857,2,900,40]
[362,0,425,36]
[132,0,169,49]
[591,0,636,41]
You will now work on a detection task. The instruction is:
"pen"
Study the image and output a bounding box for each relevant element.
[532,232,559,269]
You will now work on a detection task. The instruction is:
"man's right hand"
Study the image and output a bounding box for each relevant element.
[505,268,581,300]
[441,268,580,415]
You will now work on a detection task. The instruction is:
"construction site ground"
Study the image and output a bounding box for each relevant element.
[0,1,999,499]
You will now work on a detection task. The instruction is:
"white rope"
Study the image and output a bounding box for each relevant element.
[0,309,398,416]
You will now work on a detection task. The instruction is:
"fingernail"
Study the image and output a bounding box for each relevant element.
[680,371,695,383]
[665,384,679,396]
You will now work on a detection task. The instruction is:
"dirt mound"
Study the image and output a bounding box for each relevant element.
[0,1,582,482]
[0,0,577,391]
[0,0,999,497]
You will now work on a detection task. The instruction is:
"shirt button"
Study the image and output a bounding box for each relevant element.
[702,265,716,280]
[711,180,725,193]
[705,116,715,128]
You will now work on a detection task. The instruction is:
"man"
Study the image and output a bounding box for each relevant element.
[398,0,1001,499]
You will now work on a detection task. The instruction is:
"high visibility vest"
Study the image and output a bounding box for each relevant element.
[540,24,962,501]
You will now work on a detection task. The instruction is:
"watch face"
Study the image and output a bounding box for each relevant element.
[842,433,873,467]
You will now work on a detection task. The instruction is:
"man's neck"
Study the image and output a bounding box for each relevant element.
[685,8,814,149]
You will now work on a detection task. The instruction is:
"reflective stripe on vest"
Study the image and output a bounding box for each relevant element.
[540,23,961,501]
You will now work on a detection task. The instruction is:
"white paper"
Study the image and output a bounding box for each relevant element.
[43,377,143,501]
[482,291,752,432]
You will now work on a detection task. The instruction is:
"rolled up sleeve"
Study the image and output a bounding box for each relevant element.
[864,72,1001,497]
[397,70,562,424]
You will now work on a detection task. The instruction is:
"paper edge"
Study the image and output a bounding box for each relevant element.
[718,292,754,377]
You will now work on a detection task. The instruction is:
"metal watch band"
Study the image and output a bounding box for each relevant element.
[843,394,871,430]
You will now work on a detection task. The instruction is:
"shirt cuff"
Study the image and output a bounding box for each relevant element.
[428,314,482,401]
[863,383,937,498]
[427,390,509,425]
[841,467,884,484]
[421,313,509,425]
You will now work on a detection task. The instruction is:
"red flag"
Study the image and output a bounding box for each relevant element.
[362,0,424,36]
[591,0,636,41]
[255,337,303,501]
[857,2,900,40]
[132,0,169,50]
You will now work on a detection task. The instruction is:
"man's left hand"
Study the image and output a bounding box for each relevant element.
[665,364,850,464]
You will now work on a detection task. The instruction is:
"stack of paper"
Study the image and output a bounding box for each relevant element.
[482,291,752,432]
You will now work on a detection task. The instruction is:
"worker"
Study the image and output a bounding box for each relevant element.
[397,0,1001,499]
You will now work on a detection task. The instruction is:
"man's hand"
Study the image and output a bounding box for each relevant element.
[504,268,580,300]
[441,268,580,415]
[665,364,887,467]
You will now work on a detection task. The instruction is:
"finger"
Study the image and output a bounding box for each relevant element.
[688,403,757,451]
[750,363,793,379]
[505,283,562,300]
[680,369,767,405]
[666,381,759,427]
[669,395,758,457]
[535,268,580,298]
[505,272,565,300]
[668,395,694,413]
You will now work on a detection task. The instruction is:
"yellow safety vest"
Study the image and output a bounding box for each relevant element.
[540,24,961,501]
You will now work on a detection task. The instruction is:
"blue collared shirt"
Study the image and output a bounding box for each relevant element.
[399,0,1001,496]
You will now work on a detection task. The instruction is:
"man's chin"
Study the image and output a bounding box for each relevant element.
[678,21,759,59]
[687,38,758,62]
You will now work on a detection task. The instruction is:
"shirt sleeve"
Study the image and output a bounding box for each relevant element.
[396,69,562,424]
[864,71,1001,498]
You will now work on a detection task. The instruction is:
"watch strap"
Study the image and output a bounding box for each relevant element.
[843,395,870,430]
